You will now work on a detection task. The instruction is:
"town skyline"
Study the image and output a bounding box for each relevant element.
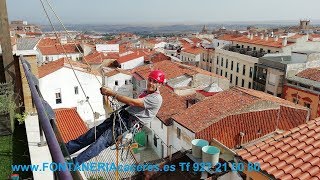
[7,0,320,25]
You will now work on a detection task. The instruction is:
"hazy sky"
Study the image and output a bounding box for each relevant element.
[6,0,320,25]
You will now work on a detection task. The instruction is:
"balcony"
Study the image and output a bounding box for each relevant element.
[223,45,267,58]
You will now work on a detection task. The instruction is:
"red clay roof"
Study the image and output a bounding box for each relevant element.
[157,86,188,125]
[84,51,119,64]
[54,108,88,143]
[38,38,57,46]
[172,87,307,133]
[232,35,294,48]
[104,68,131,77]
[38,57,95,78]
[132,60,224,82]
[38,44,79,55]
[296,68,320,82]
[197,106,308,149]
[149,52,171,63]
[116,51,144,64]
[237,117,320,180]
[181,47,204,55]
[217,34,241,41]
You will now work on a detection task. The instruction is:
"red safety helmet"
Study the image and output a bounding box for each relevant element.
[148,70,166,84]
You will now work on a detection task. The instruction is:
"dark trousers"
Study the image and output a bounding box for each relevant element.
[65,110,131,164]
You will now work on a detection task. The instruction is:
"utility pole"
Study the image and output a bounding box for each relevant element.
[0,0,15,84]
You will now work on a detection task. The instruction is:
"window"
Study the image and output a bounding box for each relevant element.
[236,63,239,73]
[314,87,320,92]
[242,79,245,87]
[161,122,163,129]
[221,58,224,67]
[253,47,256,50]
[115,80,119,86]
[241,45,244,48]
[267,50,271,53]
[277,94,282,97]
[55,89,62,104]
[226,59,228,68]
[304,102,311,108]
[216,68,219,74]
[267,91,274,95]
[299,83,311,89]
[177,127,181,139]
[249,67,253,78]
[243,65,246,75]
[230,74,233,83]
[74,86,79,95]
[248,82,252,88]
[225,72,228,78]
[220,70,223,76]
[125,80,129,85]
[153,134,157,147]
[216,56,219,65]
[231,61,234,71]
[293,97,299,104]
[235,76,238,86]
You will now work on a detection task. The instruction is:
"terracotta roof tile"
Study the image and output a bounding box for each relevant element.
[181,46,204,55]
[54,108,88,143]
[296,68,320,82]
[103,68,131,77]
[172,87,308,148]
[38,43,79,55]
[116,51,144,64]
[84,51,119,64]
[232,35,294,48]
[38,57,95,78]
[132,60,223,82]
[156,86,187,125]
[237,117,320,179]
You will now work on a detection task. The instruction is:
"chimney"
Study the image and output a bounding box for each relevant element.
[250,33,253,40]
[282,37,288,46]
[260,34,264,40]
[247,33,250,39]
[265,34,269,41]
[271,31,274,37]
[274,36,279,42]
[254,32,258,36]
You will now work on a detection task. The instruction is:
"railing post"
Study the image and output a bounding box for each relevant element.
[38,120,47,147]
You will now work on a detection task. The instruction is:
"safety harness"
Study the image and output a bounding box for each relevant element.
[110,106,143,161]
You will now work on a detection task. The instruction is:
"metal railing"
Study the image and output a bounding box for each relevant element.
[20,56,73,180]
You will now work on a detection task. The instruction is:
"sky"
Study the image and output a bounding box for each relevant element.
[6,0,320,25]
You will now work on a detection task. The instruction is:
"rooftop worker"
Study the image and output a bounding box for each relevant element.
[65,70,165,164]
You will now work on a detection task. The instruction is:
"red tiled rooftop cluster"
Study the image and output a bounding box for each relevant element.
[197,106,308,148]
[237,117,320,179]
[132,60,223,82]
[232,36,294,48]
[84,51,119,64]
[172,88,259,133]
[172,87,308,148]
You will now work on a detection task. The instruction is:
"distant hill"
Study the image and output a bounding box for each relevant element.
[40,21,320,34]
